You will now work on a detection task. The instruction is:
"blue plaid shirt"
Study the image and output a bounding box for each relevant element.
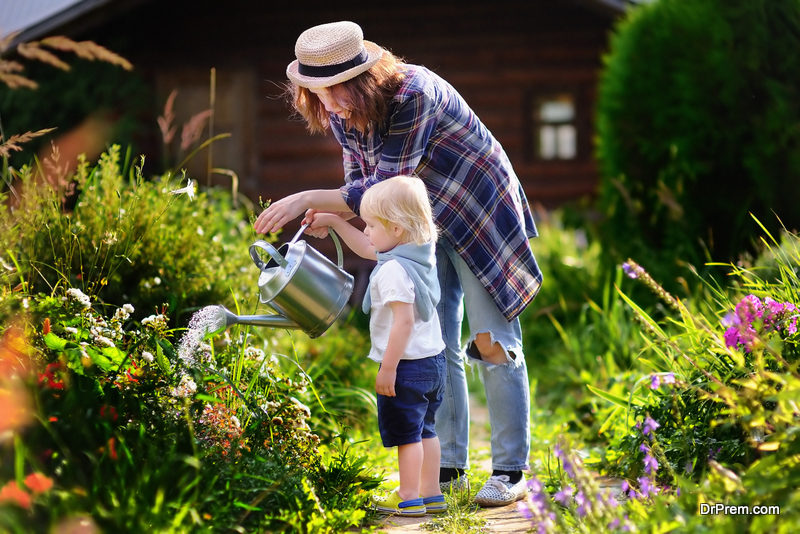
[335,64,542,320]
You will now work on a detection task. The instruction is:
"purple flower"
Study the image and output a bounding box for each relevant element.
[721,311,740,329]
[622,262,638,279]
[638,476,655,498]
[662,372,675,385]
[649,374,660,389]
[724,326,741,349]
[527,477,544,494]
[553,485,573,506]
[609,518,621,529]
[516,500,534,519]
[620,480,638,500]
[560,455,576,479]
[604,490,619,508]
[737,295,764,323]
[643,452,659,475]
[642,416,660,436]
[575,490,591,517]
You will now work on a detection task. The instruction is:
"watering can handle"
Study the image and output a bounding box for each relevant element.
[249,240,288,271]
[328,227,345,269]
[252,224,345,271]
[290,222,345,269]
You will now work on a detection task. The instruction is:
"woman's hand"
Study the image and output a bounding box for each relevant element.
[254,192,308,234]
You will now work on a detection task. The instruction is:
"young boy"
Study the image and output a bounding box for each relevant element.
[306,175,447,516]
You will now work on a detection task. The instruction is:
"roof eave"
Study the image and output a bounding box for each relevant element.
[8,0,112,47]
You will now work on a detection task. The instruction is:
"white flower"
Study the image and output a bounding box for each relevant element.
[230,415,241,429]
[290,396,311,418]
[142,314,168,330]
[172,374,197,398]
[123,304,135,314]
[141,351,155,363]
[169,179,196,201]
[66,288,92,309]
[113,307,131,322]
[94,335,115,348]
[245,346,265,360]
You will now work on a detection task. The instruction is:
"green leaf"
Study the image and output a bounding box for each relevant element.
[587,384,644,407]
[155,341,172,374]
[102,346,127,368]
[195,393,222,404]
[43,332,68,351]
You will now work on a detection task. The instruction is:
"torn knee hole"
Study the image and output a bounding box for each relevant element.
[470,334,509,363]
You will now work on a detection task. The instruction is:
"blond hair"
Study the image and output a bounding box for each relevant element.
[360,176,437,245]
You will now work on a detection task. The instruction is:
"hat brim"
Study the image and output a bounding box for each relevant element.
[286,40,383,89]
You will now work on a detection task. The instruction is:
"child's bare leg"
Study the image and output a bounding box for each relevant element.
[397,442,423,501]
[421,437,442,497]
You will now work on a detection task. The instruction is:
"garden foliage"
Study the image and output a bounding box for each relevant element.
[0,148,380,532]
[595,0,800,282]
[516,219,800,533]
[0,144,256,325]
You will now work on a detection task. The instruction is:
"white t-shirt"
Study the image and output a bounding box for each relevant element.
[366,259,445,363]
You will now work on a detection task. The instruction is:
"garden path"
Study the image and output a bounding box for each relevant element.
[376,396,533,533]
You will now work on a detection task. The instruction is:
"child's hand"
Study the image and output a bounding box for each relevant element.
[303,209,336,238]
[375,367,396,397]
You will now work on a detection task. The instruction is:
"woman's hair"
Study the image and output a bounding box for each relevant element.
[286,50,406,134]
[360,175,438,245]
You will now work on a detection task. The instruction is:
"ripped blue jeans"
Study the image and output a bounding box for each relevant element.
[434,239,531,472]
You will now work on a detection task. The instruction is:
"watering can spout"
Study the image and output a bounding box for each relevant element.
[203,305,299,337]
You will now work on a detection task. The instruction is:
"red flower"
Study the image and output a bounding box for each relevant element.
[0,481,31,509]
[38,362,65,390]
[23,473,53,495]
[42,318,51,335]
[99,405,118,422]
[107,437,118,461]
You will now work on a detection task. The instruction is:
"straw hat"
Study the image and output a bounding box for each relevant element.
[286,21,383,89]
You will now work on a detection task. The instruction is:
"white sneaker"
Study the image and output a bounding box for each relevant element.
[473,474,528,507]
[439,473,470,495]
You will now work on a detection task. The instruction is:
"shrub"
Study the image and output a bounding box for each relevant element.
[595,0,800,283]
[0,145,256,325]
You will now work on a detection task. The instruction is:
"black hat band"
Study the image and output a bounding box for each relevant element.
[298,48,369,78]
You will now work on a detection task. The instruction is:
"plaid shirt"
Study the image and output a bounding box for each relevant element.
[334,64,542,320]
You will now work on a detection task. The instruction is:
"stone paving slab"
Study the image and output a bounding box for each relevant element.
[376,502,532,533]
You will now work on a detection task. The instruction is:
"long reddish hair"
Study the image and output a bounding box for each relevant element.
[286,50,406,134]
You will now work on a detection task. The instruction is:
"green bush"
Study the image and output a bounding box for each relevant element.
[0,145,256,325]
[595,0,800,282]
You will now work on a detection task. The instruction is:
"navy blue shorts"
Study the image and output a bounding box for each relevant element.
[377,352,445,448]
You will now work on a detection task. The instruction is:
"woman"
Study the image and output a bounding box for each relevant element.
[254,20,543,507]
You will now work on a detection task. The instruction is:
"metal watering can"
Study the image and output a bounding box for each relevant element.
[206,224,354,338]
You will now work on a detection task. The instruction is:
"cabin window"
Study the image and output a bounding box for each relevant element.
[533,94,577,160]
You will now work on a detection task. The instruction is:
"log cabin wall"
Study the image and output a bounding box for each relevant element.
[78,0,617,285]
